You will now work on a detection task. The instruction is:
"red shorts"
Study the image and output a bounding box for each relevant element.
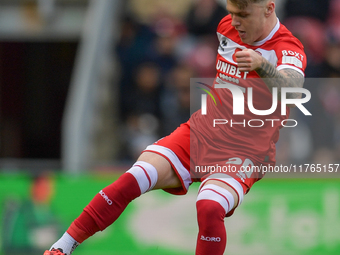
[143,120,272,211]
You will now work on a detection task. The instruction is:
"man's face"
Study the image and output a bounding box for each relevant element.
[226,0,268,44]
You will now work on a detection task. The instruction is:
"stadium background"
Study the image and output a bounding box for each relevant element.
[0,0,339,254]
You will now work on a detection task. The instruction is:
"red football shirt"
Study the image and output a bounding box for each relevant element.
[190,15,307,186]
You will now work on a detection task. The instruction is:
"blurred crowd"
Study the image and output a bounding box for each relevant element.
[114,0,340,164]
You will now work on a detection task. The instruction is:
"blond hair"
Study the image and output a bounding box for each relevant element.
[229,0,270,9]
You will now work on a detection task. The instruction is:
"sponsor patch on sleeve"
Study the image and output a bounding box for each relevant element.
[281,56,303,68]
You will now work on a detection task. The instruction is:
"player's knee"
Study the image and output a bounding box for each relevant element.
[196,200,224,220]
[196,184,236,222]
[126,161,158,194]
[196,200,225,234]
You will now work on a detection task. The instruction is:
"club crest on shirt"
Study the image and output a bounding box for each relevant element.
[219,38,228,51]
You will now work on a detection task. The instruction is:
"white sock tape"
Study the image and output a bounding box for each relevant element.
[127,161,158,193]
[197,184,235,214]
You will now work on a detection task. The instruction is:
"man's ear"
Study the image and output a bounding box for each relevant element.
[265,1,275,17]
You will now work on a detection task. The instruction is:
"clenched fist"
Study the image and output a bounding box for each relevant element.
[234,48,264,72]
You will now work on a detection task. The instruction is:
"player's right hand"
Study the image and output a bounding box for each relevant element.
[235,48,264,72]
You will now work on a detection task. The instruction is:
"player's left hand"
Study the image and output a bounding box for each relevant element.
[235,48,263,72]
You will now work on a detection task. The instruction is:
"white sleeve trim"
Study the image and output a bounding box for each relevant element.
[277,64,305,77]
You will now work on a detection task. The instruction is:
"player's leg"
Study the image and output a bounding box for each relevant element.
[195,177,243,255]
[45,152,181,255]
[138,151,183,189]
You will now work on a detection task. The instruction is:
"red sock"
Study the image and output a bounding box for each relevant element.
[195,200,227,255]
[67,173,141,243]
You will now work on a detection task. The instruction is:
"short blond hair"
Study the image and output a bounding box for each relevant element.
[229,0,269,9]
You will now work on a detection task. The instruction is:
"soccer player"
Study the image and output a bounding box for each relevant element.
[44,0,306,254]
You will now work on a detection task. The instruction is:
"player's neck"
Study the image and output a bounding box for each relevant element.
[256,13,278,43]
[265,13,278,37]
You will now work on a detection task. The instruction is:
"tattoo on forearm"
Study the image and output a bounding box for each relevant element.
[255,59,304,99]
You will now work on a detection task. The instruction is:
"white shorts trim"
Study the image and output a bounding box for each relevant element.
[144,144,192,193]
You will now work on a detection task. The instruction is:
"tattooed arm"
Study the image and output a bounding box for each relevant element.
[235,49,304,101]
[255,57,304,99]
